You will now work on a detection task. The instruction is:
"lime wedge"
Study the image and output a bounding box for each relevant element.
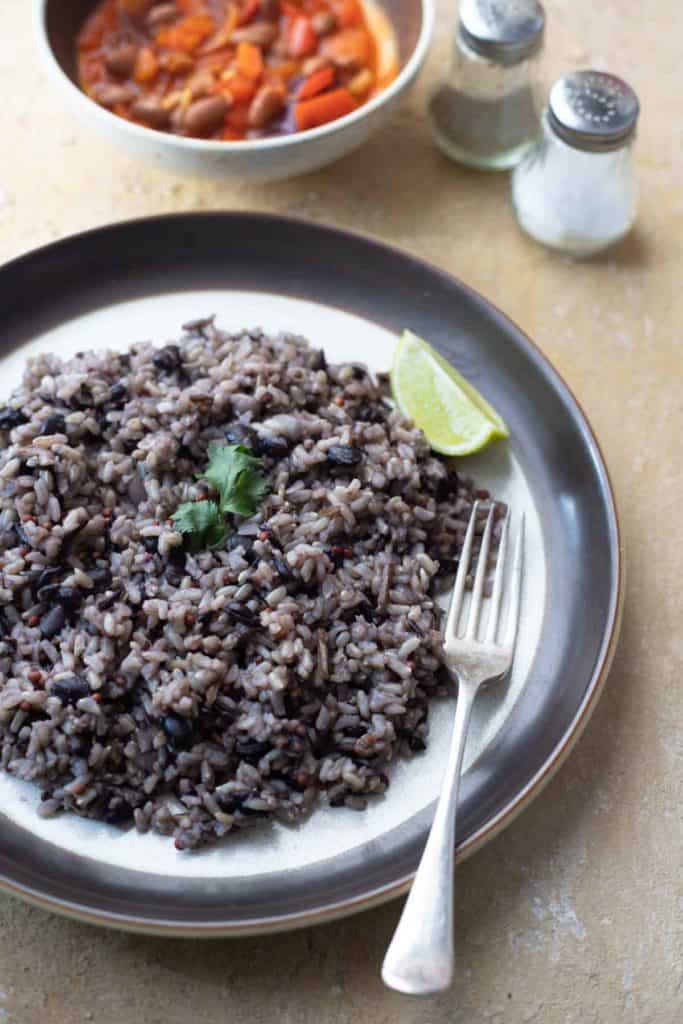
[391,330,509,456]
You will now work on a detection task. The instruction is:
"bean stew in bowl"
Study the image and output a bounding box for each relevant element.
[36,0,432,179]
[77,0,398,140]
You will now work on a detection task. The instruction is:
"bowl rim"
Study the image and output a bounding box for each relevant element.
[33,0,435,153]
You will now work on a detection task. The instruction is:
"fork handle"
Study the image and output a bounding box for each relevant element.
[381,676,477,995]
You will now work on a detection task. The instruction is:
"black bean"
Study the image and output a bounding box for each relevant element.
[356,599,383,625]
[56,587,83,612]
[326,445,363,468]
[36,568,61,592]
[238,804,268,818]
[182,314,215,336]
[226,602,258,626]
[167,544,186,567]
[141,536,158,554]
[165,568,184,588]
[235,739,271,758]
[41,413,66,435]
[37,582,60,603]
[356,403,386,424]
[272,555,293,580]
[68,383,94,409]
[40,606,66,639]
[89,567,112,590]
[103,801,134,825]
[437,557,459,577]
[341,725,365,738]
[121,438,138,454]
[337,605,357,624]
[0,608,10,638]
[96,591,118,611]
[312,348,327,372]
[435,469,460,501]
[51,675,89,704]
[328,786,348,807]
[13,522,31,547]
[0,407,28,430]
[216,793,240,813]
[258,435,290,459]
[350,364,367,380]
[326,545,346,569]
[162,714,193,749]
[409,735,426,752]
[224,423,260,453]
[109,382,127,405]
[153,345,182,373]
[262,527,282,549]
[226,534,256,560]
[407,693,428,709]
[69,734,91,756]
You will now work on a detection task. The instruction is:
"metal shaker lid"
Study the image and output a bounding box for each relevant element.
[548,71,640,152]
[459,0,545,66]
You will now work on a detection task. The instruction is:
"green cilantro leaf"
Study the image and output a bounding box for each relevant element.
[203,443,268,517]
[172,443,268,552]
[172,500,226,550]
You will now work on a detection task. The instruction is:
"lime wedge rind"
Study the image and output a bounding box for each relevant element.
[391,329,509,457]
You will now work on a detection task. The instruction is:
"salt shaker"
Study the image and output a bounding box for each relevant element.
[428,0,545,170]
[511,71,640,256]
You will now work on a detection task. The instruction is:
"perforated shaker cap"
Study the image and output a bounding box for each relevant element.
[459,0,545,66]
[548,71,640,152]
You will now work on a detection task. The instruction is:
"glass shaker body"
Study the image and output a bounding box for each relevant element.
[429,28,543,171]
[511,111,639,256]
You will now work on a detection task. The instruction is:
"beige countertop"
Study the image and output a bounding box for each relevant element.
[0,1,681,1022]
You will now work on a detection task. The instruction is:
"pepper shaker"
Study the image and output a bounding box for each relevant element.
[511,71,640,256]
[429,0,546,170]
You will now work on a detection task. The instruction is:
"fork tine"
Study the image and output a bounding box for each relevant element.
[485,511,510,644]
[465,505,494,640]
[504,511,525,649]
[445,501,479,638]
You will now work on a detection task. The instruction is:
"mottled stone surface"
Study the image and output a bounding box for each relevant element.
[0,1,681,1021]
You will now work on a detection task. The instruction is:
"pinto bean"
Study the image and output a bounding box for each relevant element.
[186,70,216,99]
[247,85,285,128]
[131,99,171,128]
[93,83,136,107]
[230,22,278,45]
[105,43,138,78]
[184,96,229,135]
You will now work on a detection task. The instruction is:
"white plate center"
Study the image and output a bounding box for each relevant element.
[0,291,546,878]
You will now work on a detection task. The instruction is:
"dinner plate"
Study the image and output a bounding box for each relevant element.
[0,213,622,935]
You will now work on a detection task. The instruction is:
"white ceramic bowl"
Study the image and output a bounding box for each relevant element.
[34,0,434,183]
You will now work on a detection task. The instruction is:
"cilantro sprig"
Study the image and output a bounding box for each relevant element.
[202,442,268,517]
[172,443,268,550]
[172,500,226,549]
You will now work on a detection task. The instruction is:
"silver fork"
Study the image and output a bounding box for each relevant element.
[381,502,524,996]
